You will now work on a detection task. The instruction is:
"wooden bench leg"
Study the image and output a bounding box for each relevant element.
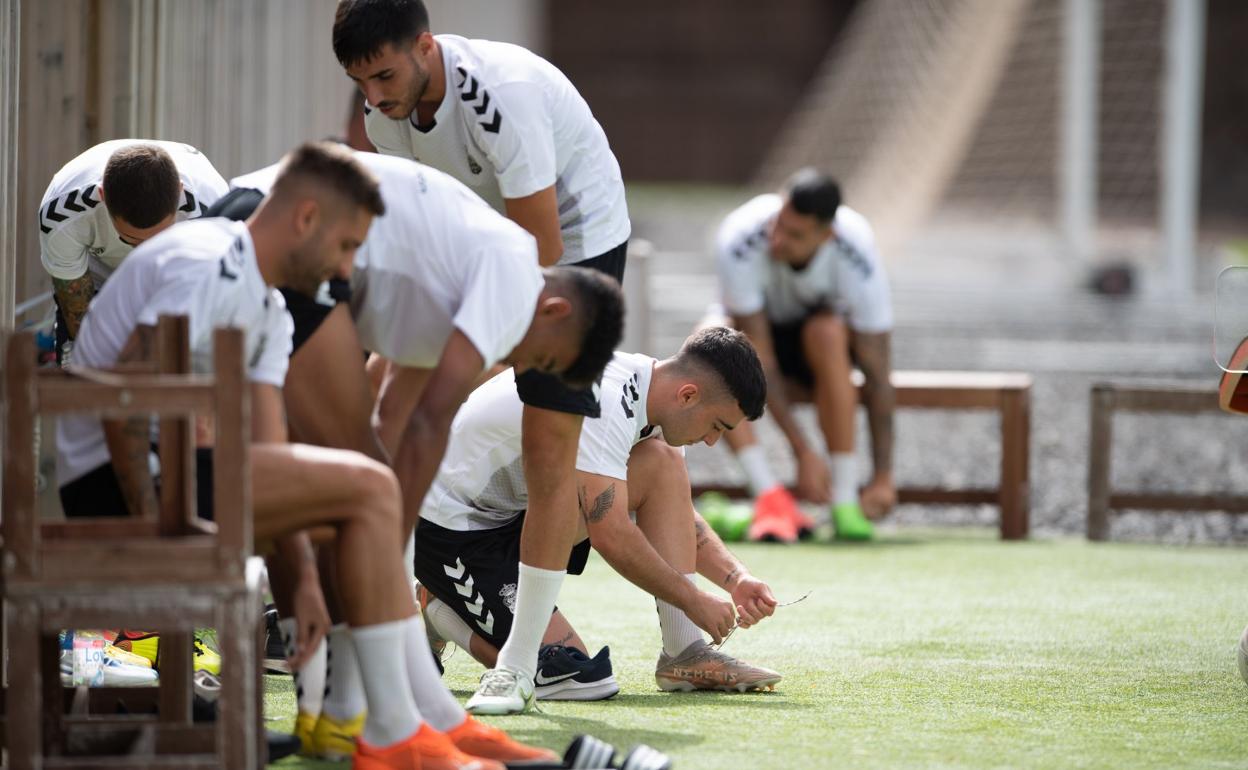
[158,630,192,724]
[217,591,260,769]
[1087,385,1115,541]
[8,601,42,766]
[999,387,1031,540]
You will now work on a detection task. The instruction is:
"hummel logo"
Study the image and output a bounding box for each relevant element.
[534,670,579,686]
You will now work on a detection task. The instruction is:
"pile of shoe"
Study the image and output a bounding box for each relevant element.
[58,631,157,687]
[58,629,223,688]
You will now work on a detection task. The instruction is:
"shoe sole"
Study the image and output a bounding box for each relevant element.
[535,676,620,701]
[655,675,781,693]
[465,700,531,715]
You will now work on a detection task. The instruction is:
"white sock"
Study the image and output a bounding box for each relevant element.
[351,618,422,748]
[426,597,475,652]
[321,624,367,721]
[830,452,858,506]
[401,614,467,732]
[279,617,326,717]
[404,533,418,602]
[495,562,565,681]
[656,574,704,657]
[737,444,778,498]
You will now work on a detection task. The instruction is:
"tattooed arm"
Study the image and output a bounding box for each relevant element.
[693,513,778,628]
[579,471,735,643]
[101,324,160,517]
[53,274,95,340]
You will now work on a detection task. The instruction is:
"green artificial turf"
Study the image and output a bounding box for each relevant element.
[265,529,1248,769]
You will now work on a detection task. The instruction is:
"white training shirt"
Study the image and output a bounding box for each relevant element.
[364,34,631,264]
[56,218,293,485]
[715,194,893,332]
[39,139,229,289]
[421,352,660,532]
[230,152,543,369]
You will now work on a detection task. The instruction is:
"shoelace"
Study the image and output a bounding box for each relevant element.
[713,590,813,650]
[477,667,523,697]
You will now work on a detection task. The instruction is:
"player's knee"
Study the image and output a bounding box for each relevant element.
[802,313,849,364]
[343,456,402,526]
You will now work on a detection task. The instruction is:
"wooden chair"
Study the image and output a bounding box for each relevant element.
[691,369,1033,539]
[2,316,264,769]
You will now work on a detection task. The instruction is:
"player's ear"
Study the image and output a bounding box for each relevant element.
[677,382,700,408]
[537,296,572,320]
[292,198,320,238]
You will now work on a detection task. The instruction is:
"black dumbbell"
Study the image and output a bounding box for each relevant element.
[509,734,672,770]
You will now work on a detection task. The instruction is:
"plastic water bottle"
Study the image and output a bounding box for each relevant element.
[72,630,106,687]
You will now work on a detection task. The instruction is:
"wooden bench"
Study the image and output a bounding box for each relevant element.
[2,317,265,768]
[691,369,1033,540]
[1086,383,1248,541]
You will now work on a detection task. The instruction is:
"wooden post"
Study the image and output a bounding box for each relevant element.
[999,386,1031,539]
[4,333,38,579]
[158,631,193,725]
[157,315,195,535]
[1087,384,1115,541]
[213,328,250,560]
[7,601,40,767]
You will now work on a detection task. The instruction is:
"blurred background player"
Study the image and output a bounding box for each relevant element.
[710,168,895,542]
[38,139,227,365]
[333,0,632,714]
[416,328,780,708]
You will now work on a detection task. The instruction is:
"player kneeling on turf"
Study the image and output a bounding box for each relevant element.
[416,328,782,709]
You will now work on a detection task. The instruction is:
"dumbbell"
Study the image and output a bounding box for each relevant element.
[508,734,672,770]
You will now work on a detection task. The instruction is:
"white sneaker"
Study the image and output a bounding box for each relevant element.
[465,666,535,715]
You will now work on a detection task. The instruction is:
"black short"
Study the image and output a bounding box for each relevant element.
[204,187,351,354]
[514,240,628,417]
[280,279,352,353]
[202,186,264,222]
[770,318,816,387]
[59,448,215,520]
[412,515,592,649]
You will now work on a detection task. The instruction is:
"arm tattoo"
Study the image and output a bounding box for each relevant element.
[578,482,615,524]
[694,517,711,550]
[52,275,95,339]
[853,331,895,474]
[722,567,742,588]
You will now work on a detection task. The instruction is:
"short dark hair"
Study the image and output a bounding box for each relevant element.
[547,266,625,389]
[333,0,430,68]
[784,167,841,224]
[272,141,386,218]
[101,144,182,228]
[676,327,766,421]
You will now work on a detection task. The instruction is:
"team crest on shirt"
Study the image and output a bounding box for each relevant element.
[499,583,517,612]
[466,153,483,175]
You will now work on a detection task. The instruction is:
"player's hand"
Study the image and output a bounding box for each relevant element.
[795,448,831,504]
[288,574,331,671]
[861,475,897,520]
[730,574,778,629]
[686,590,737,645]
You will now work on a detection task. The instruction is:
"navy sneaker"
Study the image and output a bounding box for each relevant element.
[534,644,619,701]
